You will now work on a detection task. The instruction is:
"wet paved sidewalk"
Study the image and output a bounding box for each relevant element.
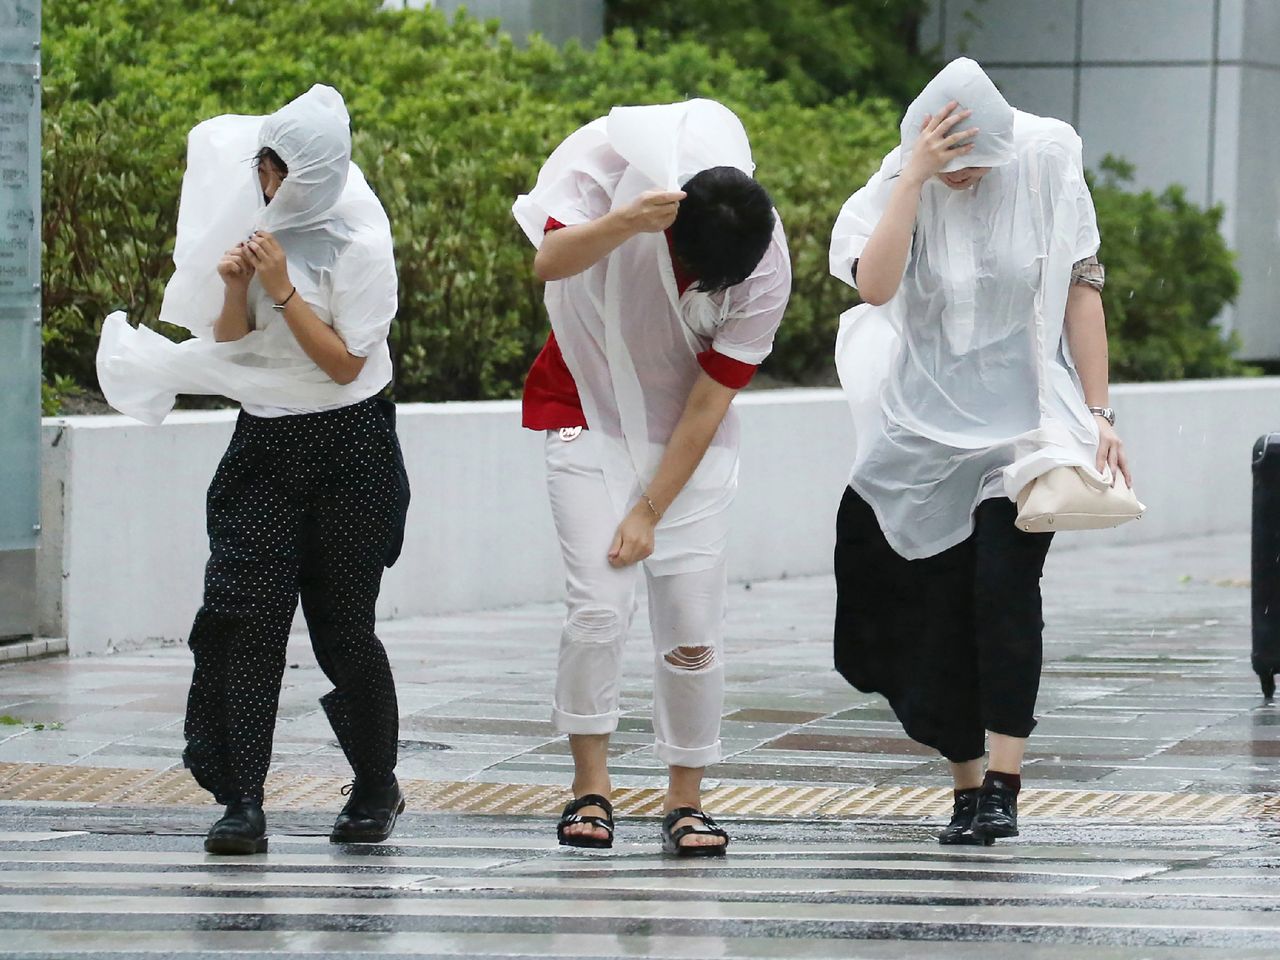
[1,532,1279,957]
[0,533,1269,798]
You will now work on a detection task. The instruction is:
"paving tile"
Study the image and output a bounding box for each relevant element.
[1164,739,1280,758]
[724,708,829,724]
[0,735,114,764]
[761,733,939,757]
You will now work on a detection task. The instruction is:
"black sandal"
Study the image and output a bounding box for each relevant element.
[557,794,614,849]
[661,807,729,857]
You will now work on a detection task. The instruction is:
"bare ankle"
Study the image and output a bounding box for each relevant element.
[571,777,611,800]
[665,764,706,813]
[663,792,703,813]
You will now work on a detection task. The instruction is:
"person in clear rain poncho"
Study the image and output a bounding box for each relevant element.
[828,59,1131,845]
[513,99,791,855]
[96,85,411,854]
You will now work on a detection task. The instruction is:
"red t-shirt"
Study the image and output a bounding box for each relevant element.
[522,218,758,430]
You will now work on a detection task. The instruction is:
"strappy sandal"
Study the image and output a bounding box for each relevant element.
[556,794,614,849]
[661,807,729,857]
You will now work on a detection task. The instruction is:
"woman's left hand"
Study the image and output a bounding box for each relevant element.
[608,504,658,568]
[1095,417,1133,488]
[244,231,292,302]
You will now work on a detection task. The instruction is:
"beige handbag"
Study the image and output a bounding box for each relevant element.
[1015,466,1146,533]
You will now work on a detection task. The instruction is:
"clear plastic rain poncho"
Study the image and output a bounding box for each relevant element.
[830,58,1103,560]
[96,85,397,424]
[513,100,792,575]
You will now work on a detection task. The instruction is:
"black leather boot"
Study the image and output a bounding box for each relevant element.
[330,775,405,844]
[971,776,1020,840]
[204,798,267,855]
[938,788,990,846]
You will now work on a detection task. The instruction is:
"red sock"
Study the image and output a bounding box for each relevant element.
[984,771,1021,793]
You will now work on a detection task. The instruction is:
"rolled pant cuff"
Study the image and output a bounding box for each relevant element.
[655,738,722,769]
[552,704,621,736]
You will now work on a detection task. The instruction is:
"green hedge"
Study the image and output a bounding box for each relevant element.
[1091,158,1243,381]
[41,0,1246,414]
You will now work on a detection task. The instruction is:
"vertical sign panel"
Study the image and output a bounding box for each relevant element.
[0,0,41,552]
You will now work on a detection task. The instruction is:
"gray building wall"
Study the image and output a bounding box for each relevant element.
[922,0,1280,361]
[394,0,604,46]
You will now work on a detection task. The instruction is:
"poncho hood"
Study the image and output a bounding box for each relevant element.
[605,98,754,191]
[256,84,352,236]
[900,58,1016,174]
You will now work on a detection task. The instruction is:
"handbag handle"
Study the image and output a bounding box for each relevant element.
[1077,465,1119,492]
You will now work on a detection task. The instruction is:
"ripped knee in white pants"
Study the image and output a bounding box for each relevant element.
[662,644,719,673]
[565,605,623,644]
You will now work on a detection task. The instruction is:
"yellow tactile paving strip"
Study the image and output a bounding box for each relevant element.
[1,762,1277,821]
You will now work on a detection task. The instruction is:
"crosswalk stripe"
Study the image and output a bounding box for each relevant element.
[0,848,1175,879]
[494,855,1167,878]
[0,850,519,869]
[9,929,1276,959]
[0,823,1275,957]
[261,833,1230,861]
[0,890,1278,932]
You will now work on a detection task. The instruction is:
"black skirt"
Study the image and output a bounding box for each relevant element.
[833,486,1054,763]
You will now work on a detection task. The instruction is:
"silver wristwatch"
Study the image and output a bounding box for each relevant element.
[1088,406,1116,426]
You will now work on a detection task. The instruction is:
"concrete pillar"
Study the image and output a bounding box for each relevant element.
[0,0,42,640]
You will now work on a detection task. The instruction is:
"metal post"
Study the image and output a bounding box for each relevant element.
[0,0,42,640]
[1253,433,1280,700]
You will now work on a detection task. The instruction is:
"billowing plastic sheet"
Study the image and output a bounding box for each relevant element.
[97,85,395,424]
[830,59,1103,560]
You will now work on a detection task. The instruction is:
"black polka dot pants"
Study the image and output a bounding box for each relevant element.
[183,397,407,805]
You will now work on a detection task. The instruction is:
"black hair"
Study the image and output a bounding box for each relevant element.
[670,166,775,293]
[254,146,288,176]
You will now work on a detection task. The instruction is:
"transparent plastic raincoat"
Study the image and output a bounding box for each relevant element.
[830,59,1103,560]
[96,85,396,424]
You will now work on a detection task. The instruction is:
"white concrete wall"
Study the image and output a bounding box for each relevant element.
[921,0,1280,361]
[37,380,1280,656]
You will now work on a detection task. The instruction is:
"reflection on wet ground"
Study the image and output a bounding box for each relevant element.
[0,809,1277,956]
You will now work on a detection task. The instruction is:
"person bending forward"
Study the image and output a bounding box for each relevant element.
[514,100,791,856]
[96,86,411,854]
[828,59,1130,845]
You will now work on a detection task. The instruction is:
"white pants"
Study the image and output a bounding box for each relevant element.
[545,430,727,768]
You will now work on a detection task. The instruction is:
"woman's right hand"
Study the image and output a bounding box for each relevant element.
[903,102,979,185]
[217,244,255,290]
[619,189,687,234]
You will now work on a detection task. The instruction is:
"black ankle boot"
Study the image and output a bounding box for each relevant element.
[204,798,267,855]
[331,775,405,844]
[938,788,989,846]
[971,776,1020,841]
